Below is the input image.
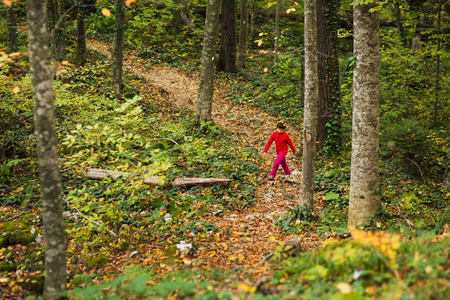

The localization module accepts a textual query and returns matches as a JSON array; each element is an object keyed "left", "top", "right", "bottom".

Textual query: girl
[{"left": 263, "top": 121, "right": 296, "bottom": 181}]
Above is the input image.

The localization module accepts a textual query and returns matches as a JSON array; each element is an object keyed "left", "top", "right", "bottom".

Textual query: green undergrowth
[
  {"left": 64, "top": 232, "right": 449, "bottom": 300},
  {"left": 1, "top": 56, "right": 261, "bottom": 295}
]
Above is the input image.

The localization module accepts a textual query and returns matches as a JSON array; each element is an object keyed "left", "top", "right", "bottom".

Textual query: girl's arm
[
  {"left": 263, "top": 133, "right": 275, "bottom": 153},
  {"left": 287, "top": 135, "right": 296, "bottom": 153}
]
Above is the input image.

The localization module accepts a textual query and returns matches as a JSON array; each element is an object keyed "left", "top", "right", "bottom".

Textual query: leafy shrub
[
  {"left": 381, "top": 118, "right": 448, "bottom": 179},
  {"left": 274, "top": 205, "right": 315, "bottom": 233}
]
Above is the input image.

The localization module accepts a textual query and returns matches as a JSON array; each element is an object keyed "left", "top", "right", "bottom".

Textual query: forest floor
[{"left": 86, "top": 40, "right": 322, "bottom": 285}]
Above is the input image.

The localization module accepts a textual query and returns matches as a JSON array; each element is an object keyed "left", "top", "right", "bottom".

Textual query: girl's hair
[{"left": 277, "top": 121, "right": 287, "bottom": 129}]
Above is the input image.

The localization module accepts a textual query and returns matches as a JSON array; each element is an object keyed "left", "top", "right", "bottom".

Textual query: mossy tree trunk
[
  {"left": 27, "top": 0, "right": 67, "bottom": 298},
  {"left": 112, "top": 0, "right": 126, "bottom": 99},
  {"left": 216, "top": 0, "right": 237, "bottom": 73},
  {"left": 317, "top": 0, "right": 341, "bottom": 152},
  {"left": 196, "top": 0, "right": 221, "bottom": 122},
  {"left": 299, "top": 0, "right": 318, "bottom": 209},
  {"left": 348, "top": 1, "right": 380, "bottom": 228},
  {"left": 6, "top": 2, "right": 18, "bottom": 54},
  {"left": 237, "top": 0, "right": 248, "bottom": 69}
]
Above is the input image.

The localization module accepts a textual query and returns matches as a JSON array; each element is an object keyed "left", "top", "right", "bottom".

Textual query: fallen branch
[
  {"left": 62, "top": 196, "right": 117, "bottom": 237},
  {"left": 83, "top": 168, "right": 134, "bottom": 180},
  {"left": 405, "top": 158, "right": 426, "bottom": 185},
  {"left": 395, "top": 203, "right": 414, "bottom": 231}
]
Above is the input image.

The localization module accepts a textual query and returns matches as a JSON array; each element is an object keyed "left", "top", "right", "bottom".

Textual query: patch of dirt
[{"left": 87, "top": 40, "right": 318, "bottom": 280}]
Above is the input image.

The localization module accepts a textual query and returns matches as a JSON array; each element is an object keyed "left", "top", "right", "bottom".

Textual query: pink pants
[{"left": 270, "top": 152, "right": 291, "bottom": 177}]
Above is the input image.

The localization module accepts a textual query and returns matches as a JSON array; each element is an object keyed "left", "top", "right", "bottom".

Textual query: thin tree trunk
[
  {"left": 76, "top": 4, "right": 87, "bottom": 67},
  {"left": 216, "top": 0, "right": 237, "bottom": 73},
  {"left": 237, "top": 0, "right": 249, "bottom": 69},
  {"left": 6, "top": 2, "right": 18, "bottom": 54},
  {"left": 317, "top": 0, "right": 341, "bottom": 152},
  {"left": 27, "top": 0, "right": 67, "bottom": 298},
  {"left": 394, "top": 0, "right": 407, "bottom": 47},
  {"left": 273, "top": 0, "right": 281, "bottom": 64},
  {"left": 196, "top": 0, "right": 221, "bottom": 122},
  {"left": 299, "top": 0, "right": 318, "bottom": 209},
  {"left": 433, "top": 0, "right": 442, "bottom": 127},
  {"left": 48, "top": 0, "right": 66, "bottom": 62},
  {"left": 112, "top": 0, "right": 126, "bottom": 99},
  {"left": 348, "top": 2, "right": 380, "bottom": 228},
  {"left": 250, "top": 0, "right": 256, "bottom": 37}
]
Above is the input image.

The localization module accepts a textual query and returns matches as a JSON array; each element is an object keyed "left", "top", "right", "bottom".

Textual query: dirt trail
[{"left": 87, "top": 41, "right": 317, "bottom": 277}]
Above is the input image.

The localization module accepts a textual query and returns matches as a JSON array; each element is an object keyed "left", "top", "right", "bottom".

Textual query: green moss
[
  {"left": 0, "top": 262, "right": 15, "bottom": 272},
  {"left": 85, "top": 252, "right": 109, "bottom": 271},
  {"left": 0, "top": 221, "right": 36, "bottom": 247}
]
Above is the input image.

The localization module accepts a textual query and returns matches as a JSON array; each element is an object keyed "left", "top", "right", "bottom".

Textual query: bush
[{"left": 381, "top": 118, "right": 448, "bottom": 180}]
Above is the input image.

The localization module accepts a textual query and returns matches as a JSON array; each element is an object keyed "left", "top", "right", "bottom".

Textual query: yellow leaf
[
  {"left": 102, "top": 8, "right": 111, "bottom": 17},
  {"left": 238, "top": 283, "right": 257, "bottom": 294},
  {"left": 263, "top": 68, "right": 268, "bottom": 73},
  {"left": 336, "top": 282, "right": 353, "bottom": 294},
  {"left": 425, "top": 266, "right": 433, "bottom": 274},
  {"left": 12, "top": 86, "right": 20, "bottom": 94},
  {"left": 286, "top": 8, "right": 296, "bottom": 14},
  {"left": 126, "top": 0, "right": 138, "bottom": 6},
  {"left": 238, "top": 254, "right": 245, "bottom": 260},
  {"left": 9, "top": 52, "right": 20, "bottom": 59}
]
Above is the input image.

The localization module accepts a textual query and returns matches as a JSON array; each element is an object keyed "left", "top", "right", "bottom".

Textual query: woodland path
[{"left": 87, "top": 40, "right": 320, "bottom": 283}]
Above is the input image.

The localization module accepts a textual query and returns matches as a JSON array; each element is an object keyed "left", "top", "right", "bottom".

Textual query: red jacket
[{"left": 264, "top": 131, "right": 296, "bottom": 154}]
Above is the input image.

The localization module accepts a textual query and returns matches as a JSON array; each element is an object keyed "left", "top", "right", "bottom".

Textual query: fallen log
[
  {"left": 83, "top": 168, "right": 232, "bottom": 187},
  {"left": 143, "top": 176, "right": 170, "bottom": 187},
  {"left": 82, "top": 168, "right": 134, "bottom": 180},
  {"left": 172, "top": 178, "right": 232, "bottom": 187}
]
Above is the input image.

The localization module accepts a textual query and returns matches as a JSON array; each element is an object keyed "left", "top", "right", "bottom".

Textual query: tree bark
[
  {"left": 112, "top": 0, "right": 126, "bottom": 99},
  {"left": 433, "top": 0, "right": 442, "bottom": 127},
  {"left": 216, "top": 0, "right": 237, "bottom": 73},
  {"left": 6, "top": 2, "right": 18, "bottom": 54},
  {"left": 273, "top": 0, "right": 281, "bottom": 64},
  {"left": 250, "top": 0, "right": 256, "bottom": 37},
  {"left": 299, "top": 0, "right": 318, "bottom": 209},
  {"left": 197, "top": 0, "right": 221, "bottom": 122},
  {"left": 317, "top": 0, "right": 341, "bottom": 152},
  {"left": 75, "top": 3, "right": 87, "bottom": 67},
  {"left": 394, "top": 0, "right": 407, "bottom": 47},
  {"left": 237, "top": 0, "right": 249, "bottom": 69},
  {"left": 48, "top": 0, "right": 66, "bottom": 62},
  {"left": 27, "top": 0, "right": 67, "bottom": 298},
  {"left": 348, "top": 2, "right": 380, "bottom": 228}
]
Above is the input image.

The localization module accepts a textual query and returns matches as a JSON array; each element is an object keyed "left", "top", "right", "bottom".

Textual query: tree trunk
[
  {"left": 197, "top": 0, "right": 221, "bottom": 122},
  {"left": 348, "top": 2, "right": 380, "bottom": 228},
  {"left": 216, "top": 0, "right": 237, "bottom": 73},
  {"left": 250, "top": 0, "right": 256, "bottom": 37},
  {"left": 6, "top": 2, "right": 18, "bottom": 54},
  {"left": 112, "top": 0, "right": 126, "bottom": 99},
  {"left": 237, "top": 0, "right": 248, "bottom": 69},
  {"left": 273, "top": 0, "right": 281, "bottom": 64},
  {"left": 433, "top": 0, "right": 442, "bottom": 127},
  {"left": 27, "top": 1, "right": 67, "bottom": 298},
  {"left": 75, "top": 4, "right": 87, "bottom": 67},
  {"left": 316, "top": 0, "right": 341, "bottom": 152},
  {"left": 48, "top": 0, "right": 66, "bottom": 62},
  {"left": 299, "top": 0, "right": 318, "bottom": 209},
  {"left": 394, "top": 0, "right": 407, "bottom": 47}
]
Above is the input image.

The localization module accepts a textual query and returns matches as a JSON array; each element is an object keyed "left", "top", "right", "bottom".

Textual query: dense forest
[{"left": 0, "top": 0, "right": 449, "bottom": 299}]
